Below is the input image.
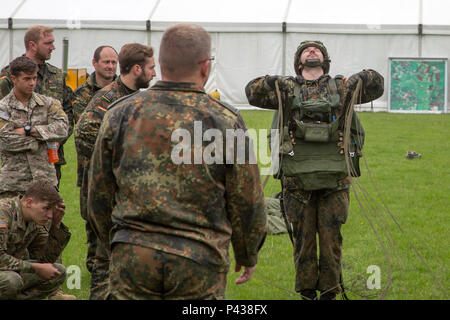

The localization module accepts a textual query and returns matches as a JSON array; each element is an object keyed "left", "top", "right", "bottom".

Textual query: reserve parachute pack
[{"left": 274, "top": 76, "right": 364, "bottom": 190}]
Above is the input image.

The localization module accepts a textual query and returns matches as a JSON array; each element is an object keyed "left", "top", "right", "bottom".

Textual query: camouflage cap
[{"left": 294, "top": 40, "right": 331, "bottom": 75}]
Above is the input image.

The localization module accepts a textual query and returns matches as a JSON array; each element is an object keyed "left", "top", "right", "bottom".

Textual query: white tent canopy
[{"left": 1, "top": 0, "right": 449, "bottom": 111}]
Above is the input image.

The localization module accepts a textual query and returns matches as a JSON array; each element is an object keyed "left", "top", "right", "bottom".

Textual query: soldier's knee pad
[{"left": 0, "top": 271, "right": 24, "bottom": 299}]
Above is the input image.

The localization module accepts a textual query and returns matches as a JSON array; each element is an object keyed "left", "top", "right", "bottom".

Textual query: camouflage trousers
[
  {"left": 79, "top": 172, "right": 110, "bottom": 300},
  {"left": 55, "top": 164, "right": 62, "bottom": 189},
  {"left": 89, "top": 241, "right": 110, "bottom": 300},
  {"left": 108, "top": 243, "right": 227, "bottom": 300},
  {"left": 0, "top": 263, "right": 66, "bottom": 300},
  {"left": 282, "top": 176, "right": 349, "bottom": 295},
  {"left": 79, "top": 180, "right": 98, "bottom": 274}
]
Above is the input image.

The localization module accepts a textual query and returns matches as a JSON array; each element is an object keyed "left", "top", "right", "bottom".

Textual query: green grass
[{"left": 58, "top": 111, "right": 449, "bottom": 300}]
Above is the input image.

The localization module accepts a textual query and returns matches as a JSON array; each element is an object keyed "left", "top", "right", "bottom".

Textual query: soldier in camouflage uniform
[
  {"left": 0, "top": 26, "right": 74, "bottom": 187},
  {"left": 0, "top": 180, "right": 71, "bottom": 300},
  {"left": 245, "top": 41, "right": 384, "bottom": 300},
  {"left": 72, "top": 46, "right": 117, "bottom": 277},
  {"left": 75, "top": 43, "right": 156, "bottom": 300},
  {"left": 0, "top": 57, "right": 69, "bottom": 199},
  {"left": 88, "top": 23, "right": 266, "bottom": 300}
]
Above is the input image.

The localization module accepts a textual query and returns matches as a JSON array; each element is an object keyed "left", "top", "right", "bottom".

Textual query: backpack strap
[{"left": 327, "top": 76, "right": 345, "bottom": 124}]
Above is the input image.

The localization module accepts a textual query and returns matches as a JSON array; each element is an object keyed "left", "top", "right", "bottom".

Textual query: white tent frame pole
[
  {"left": 146, "top": 20, "right": 151, "bottom": 47},
  {"left": 9, "top": 19, "right": 13, "bottom": 61},
  {"left": 8, "top": 0, "right": 28, "bottom": 61},
  {"left": 418, "top": 0, "right": 423, "bottom": 58},
  {"left": 282, "top": 0, "right": 292, "bottom": 76},
  {"left": 147, "top": 0, "right": 162, "bottom": 47}
]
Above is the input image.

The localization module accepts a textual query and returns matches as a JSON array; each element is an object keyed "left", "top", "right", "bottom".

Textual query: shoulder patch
[
  {"left": 0, "top": 219, "right": 7, "bottom": 229},
  {"left": 105, "top": 91, "right": 139, "bottom": 111},
  {"left": 101, "top": 89, "right": 116, "bottom": 104},
  {"left": 0, "top": 110, "right": 10, "bottom": 121}
]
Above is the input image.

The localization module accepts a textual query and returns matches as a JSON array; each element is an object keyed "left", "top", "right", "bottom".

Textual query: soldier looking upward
[{"left": 245, "top": 40, "right": 384, "bottom": 300}]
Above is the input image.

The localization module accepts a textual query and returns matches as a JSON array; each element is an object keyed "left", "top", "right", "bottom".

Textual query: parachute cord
[
  {"left": 344, "top": 79, "right": 393, "bottom": 299},
  {"left": 344, "top": 79, "right": 448, "bottom": 299},
  {"left": 262, "top": 79, "right": 284, "bottom": 190},
  {"left": 275, "top": 80, "right": 284, "bottom": 180},
  {"left": 361, "top": 151, "right": 449, "bottom": 298}
]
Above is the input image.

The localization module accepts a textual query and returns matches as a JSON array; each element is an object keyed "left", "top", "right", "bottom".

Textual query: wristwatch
[{"left": 24, "top": 125, "right": 31, "bottom": 136}]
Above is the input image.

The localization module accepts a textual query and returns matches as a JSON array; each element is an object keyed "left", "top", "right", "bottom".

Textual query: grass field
[{"left": 58, "top": 111, "right": 449, "bottom": 300}]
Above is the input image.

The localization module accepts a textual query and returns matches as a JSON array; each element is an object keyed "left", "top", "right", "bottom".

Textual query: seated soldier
[{"left": 0, "top": 180, "right": 72, "bottom": 300}]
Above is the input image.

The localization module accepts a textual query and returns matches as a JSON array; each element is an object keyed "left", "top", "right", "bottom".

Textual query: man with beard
[{"left": 74, "top": 42, "right": 156, "bottom": 300}]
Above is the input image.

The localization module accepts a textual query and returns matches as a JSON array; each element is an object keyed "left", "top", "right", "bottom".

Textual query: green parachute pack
[{"left": 272, "top": 77, "right": 365, "bottom": 190}]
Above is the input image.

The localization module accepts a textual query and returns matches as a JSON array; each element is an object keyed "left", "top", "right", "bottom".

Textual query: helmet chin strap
[{"left": 303, "top": 58, "right": 323, "bottom": 68}]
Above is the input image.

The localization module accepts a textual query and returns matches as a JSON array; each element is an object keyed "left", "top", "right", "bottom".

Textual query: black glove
[
  {"left": 347, "top": 71, "right": 366, "bottom": 91},
  {"left": 265, "top": 75, "right": 291, "bottom": 91},
  {"left": 348, "top": 70, "right": 369, "bottom": 87}
]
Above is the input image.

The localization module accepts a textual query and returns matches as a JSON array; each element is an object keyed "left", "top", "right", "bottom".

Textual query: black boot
[
  {"left": 319, "top": 292, "right": 336, "bottom": 300},
  {"left": 300, "top": 289, "right": 317, "bottom": 300}
]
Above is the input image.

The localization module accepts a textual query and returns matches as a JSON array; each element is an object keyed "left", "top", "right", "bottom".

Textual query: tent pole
[
  {"left": 147, "top": 0, "right": 162, "bottom": 47},
  {"left": 418, "top": 0, "right": 423, "bottom": 57},
  {"left": 8, "top": 18, "right": 13, "bottom": 62},
  {"left": 282, "top": 22, "right": 286, "bottom": 76},
  {"left": 146, "top": 20, "right": 151, "bottom": 46},
  {"left": 282, "top": 0, "right": 292, "bottom": 76},
  {"left": 8, "top": 0, "right": 27, "bottom": 62}
]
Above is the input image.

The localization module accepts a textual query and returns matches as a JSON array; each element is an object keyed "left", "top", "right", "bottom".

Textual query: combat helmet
[{"left": 294, "top": 40, "right": 331, "bottom": 75}]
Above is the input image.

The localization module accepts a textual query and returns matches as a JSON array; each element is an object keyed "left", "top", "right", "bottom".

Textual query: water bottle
[{"left": 47, "top": 142, "right": 59, "bottom": 163}]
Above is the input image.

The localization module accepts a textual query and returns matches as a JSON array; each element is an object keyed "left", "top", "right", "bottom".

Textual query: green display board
[{"left": 389, "top": 58, "right": 447, "bottom": 113}]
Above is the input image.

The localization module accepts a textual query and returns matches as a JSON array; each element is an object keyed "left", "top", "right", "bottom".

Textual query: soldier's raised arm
[
  {"left": 345, "top": 69, "right": 384, "bottom": 104},
  {"left": 245, "top": 75, "right": 294, "bottom": 109}
]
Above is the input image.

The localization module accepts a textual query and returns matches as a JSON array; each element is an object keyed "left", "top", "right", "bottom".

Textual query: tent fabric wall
[
  {"left": 1, "top": 0, "right": 449, "bottom": 112},
  {"left": 285, "top": 33, "right": 420, "bottom": 111}
]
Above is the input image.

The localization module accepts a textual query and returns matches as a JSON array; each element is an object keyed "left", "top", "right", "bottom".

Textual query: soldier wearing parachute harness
[{"left": 245, "top": 40, "right": 384, "bottom": 300}]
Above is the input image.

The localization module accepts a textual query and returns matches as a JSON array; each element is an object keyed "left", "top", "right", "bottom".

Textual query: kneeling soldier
[{"left": 0, "top": 180, "right": 72, "bottom": 300}]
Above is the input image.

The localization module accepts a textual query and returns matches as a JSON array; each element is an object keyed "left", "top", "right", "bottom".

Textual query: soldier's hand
[
  {"left": 235, "top": 264, "right": 257, "bottom": 285},
  {"left": 51, "top": 200, "right": 66, "bottom": 229},
  {"left": 265, "top": 75, "right": 291, "bottom": 92},
  {"left": 347, "top": 71, "right": 368, "bottom": 90},
  {"left": 31, "top": 263, "right": 61, "bottom": 280}
]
